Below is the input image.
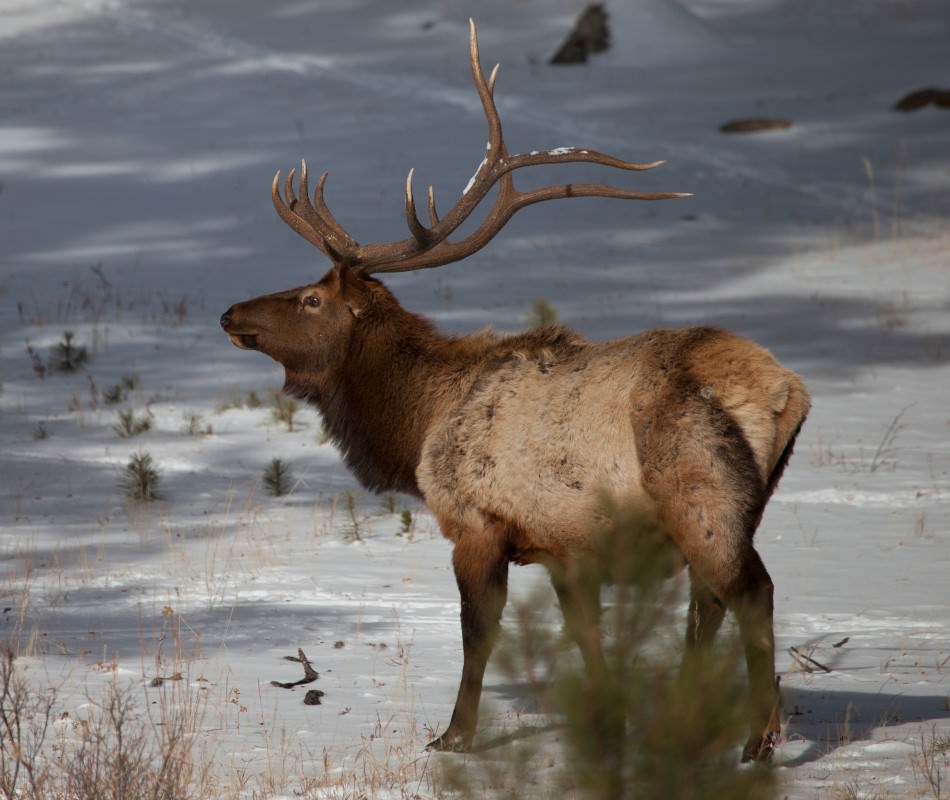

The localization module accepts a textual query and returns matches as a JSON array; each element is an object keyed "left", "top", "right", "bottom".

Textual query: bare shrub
[
  {"left": 0, "top": 647, "right": 55, "bottom": 799},
  {"left": 60, "top": 681, "right": 202, "bottom": 800},
  {"left": 912, "top": 725, "right": 950, "bottom": 800},
  {"left": 0, "top": 647, "right": 213, "bottom": 800},
  {"left": 268, "top": 390, "right": 300, "bottom": 432},
  {"left": 113, "top": 409, "right": 153, "bottom": 438}
]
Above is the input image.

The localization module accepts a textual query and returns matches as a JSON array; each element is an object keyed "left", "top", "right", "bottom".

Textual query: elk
[{"left": 220, "top": 21, "right": 810, "bottom": 763}]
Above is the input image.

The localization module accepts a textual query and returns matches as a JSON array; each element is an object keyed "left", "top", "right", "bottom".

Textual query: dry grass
[
  {"left": 0, "top": 556, "right": 445, "bottom": 800},
  {"left": 911, "top": 725, "right": 950, "bottom": 800},
  {"left": 0, "top": 645, "right": 210, "bottom": 800},
  {"left": 0, "top": 637, "right": 444, "bottom": 800}
]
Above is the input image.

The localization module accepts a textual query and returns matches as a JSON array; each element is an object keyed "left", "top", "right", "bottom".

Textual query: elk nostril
[{"left": 219, "top": 311, "right": 231, "bottom": 328}]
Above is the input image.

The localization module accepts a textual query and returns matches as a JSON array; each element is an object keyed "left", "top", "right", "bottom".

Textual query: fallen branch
[
  {"left": 788, "top": 646, "right": 832, "bottom": 674},
  {"left": 271, "top": 648, "right": 319, "bottom": 689}
]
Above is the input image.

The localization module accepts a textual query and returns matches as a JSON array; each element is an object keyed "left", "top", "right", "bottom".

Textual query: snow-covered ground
[{"left": 1, "top": 0, "right": 948, "bottom": 797}]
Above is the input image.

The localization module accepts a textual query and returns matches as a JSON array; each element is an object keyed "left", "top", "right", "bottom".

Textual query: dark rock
[
  {"left": 551, "top": 4, "right": 609, "bottom": 65},
  {"left": 304, "top": 689, "right": 325, "bottom": 705},
  {"left": 719, "top": 117, "right": 793, "bottom": 134},
  {"left": 894, "top": 87, "right": 950, "bottom": 112}
]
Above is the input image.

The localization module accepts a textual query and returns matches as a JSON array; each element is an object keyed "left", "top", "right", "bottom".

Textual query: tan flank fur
[{"left": 220, "top": 21, "right": 810, "bottom": 763}]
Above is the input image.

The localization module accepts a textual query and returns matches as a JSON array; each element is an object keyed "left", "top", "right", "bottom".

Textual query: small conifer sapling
[
  {"left": 263, "top": 458, "right": 294, "bottom": 497},
  {"left": 121, "top": 452, "right": 161, "bottom": 501}
]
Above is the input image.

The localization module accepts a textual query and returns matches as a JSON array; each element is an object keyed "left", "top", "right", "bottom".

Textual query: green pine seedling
[
  {"left": 526, "top": 298, "right": 558, "bottom": 329},
  {"left": 103, "top": 374, "right": 139, "bottom": 405},
  {"left": 263, "top": 458, "right": 294, "bottom": 497},
  {"left": 121, "top": 452, "right": 161, "bottom": 502},
  {"left": 49, "top": 331, "right": 89, "bottom": 373}
]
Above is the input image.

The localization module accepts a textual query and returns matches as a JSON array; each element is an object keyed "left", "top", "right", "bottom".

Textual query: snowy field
[{"left": 1, "top": 0, "right": 949, "bottom": 797}]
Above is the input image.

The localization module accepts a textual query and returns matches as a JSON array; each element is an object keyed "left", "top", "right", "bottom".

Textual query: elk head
[
  {"left": 221, "top": 266, "right": 380, "bottom": 378},
  {"left": 221, "top": 19, "right": 688, "bottom": 379}
]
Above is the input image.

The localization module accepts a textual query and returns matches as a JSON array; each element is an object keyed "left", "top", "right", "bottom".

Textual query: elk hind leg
[
  {"left": 684, "top": 569, "right": 727, "bottom": 651},
  {"left": 730, "top": 549, "right": 780, "bottom": 762},
  {"left": 677, "top": 532, "right": 779, "bottom": 762},
  {"left": 426, "top": 525, "right": 509, "bottom": 752},
  {"left": 641, "top": 431, "right": 779, "bottom": 760}
]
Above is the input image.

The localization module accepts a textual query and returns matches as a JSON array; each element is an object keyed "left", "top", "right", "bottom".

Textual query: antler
[{"left": 272, "top": 19, "right": 690, "bottom": 275}]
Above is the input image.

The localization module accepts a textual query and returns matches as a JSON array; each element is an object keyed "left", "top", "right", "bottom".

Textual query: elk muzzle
[{"left": 220, "top": 308, "right": 259, "bottom": 350}]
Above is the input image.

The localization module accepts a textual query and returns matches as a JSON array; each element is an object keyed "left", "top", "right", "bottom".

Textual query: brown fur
[{"left": 221, "top": 265, "right": 810, "bottom": 761}]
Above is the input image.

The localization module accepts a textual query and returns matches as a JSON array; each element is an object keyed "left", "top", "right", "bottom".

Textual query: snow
[
  {"left": 462, "top": 159, "right": 486, "bottom": 196},
  {"left": 1, "top": 0, "right": 949, "bottom": 797}
]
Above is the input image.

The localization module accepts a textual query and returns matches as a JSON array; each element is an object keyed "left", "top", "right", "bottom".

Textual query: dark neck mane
[{"left": 283, "top": 302, "right": 462, "bottom": 496}]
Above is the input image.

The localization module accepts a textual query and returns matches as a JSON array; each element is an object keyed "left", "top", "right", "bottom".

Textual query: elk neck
[{"left": 282, "top": 286, "right": 485, "bottom": 498}]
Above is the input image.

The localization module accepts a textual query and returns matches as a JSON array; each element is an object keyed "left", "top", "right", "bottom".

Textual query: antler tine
[
  {"left": 294, "top": 162, "right": 359, "bottom": 256},
  {"left": 271, "top": 164, "right": 359, "bottom": 263},
  {"left": 404, "top": 168, "right": 432, "bottom": 244},
  {"left": 427, "top": 185, "right": 440, "bottom": 227},
  {"left": 272, "top": 169, "right": 330, "bottom": 255},
  {"left": 468, "top": 20, "right": 504, "bottom": 158},
  {"left": 311, "top": 168, "right": 359, "bottom": 252},
  {"left": 296, "top": 161, "right": 313, "bottom": 211},
  {"left": 504, "top": 148, "right": 687, "bottom": 178},
  {"left": 295, "top": 162, "right": 326, "bottom": 233},
  {"left": 487, "top": 63, "right": 499, "bottom": 93},
  {"left": 283, "top": 167, "right": 298, "bottom": 207},
  {"left": 403, "top": 174, "right": 447, "bottom": 238}
]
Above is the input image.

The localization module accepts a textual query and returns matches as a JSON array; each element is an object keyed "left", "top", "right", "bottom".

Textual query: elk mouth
[{"left": 227, "top": 333, "right": 260, "bottom": 350}]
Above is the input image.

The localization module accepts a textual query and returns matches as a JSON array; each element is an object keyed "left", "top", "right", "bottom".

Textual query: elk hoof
[
  {"left": 425, "top": 730, "right": 472, "bottom": 753},
  {"left": 741, "top": 730, "right": 777, "bottom": 764}
]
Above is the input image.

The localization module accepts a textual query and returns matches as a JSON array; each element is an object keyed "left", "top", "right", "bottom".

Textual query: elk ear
[{"left": 337, "top": 266, "right": 369, "bottom": 318}]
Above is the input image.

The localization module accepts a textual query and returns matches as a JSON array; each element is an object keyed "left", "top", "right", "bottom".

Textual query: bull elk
[{"left": 220, "top": 21, "right": 810, "bottom": 763}]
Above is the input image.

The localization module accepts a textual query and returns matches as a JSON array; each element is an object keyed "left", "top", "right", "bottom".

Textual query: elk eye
[{"left": 303, "top": 295, "right": 321, "bottom": 308}]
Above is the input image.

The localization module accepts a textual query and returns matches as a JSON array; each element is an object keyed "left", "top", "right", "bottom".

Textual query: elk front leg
[
  {"left": 548, "top": 560, "right": 607, "bottom": 683},
  {"left": 548, "top": 561, "right": 628, "bottom": 755},
  {"left": 426, "top": 531, "right": 509, "bottom": 752}
]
